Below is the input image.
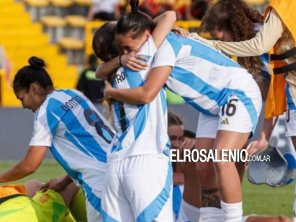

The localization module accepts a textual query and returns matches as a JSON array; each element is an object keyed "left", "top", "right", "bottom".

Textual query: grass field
[{"left": 0, "top": 160, "right": 294, "bottom": 217}]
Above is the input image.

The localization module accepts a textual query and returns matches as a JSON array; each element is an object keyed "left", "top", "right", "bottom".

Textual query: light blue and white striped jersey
[
  {"left": 152, "top": 33, "right": 258, "bottom": 116},
  {"left": 29, "top": 89, "right": 115, "bottom": 206},
  {"left": 173, "top": 184, "right": 184, "bottom": 221},
  {"left": 110, "top": 36, "right": 170, "bottom": 161}
]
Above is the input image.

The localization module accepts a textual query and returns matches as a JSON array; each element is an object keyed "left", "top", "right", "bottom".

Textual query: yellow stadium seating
[{"left": 0, "top": 1, "right": 78, "bottom": 107}]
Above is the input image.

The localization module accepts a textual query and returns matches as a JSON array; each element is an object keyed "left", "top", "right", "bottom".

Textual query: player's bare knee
[{"left": 278, "top": 215, "right": 291, "bottom": 222}]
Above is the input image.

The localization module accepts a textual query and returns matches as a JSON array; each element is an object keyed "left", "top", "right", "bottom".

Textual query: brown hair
[
  {"left": 201, "top": 0, "right": 264, "bottom": 80},
  {"left": 168, "top": 110, "right": 183, "bottom": 127}
]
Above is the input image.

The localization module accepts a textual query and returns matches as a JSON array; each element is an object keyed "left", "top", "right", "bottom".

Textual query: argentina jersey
[
  {"left": 29, "top": 89, "right": 115, "bottom": 198},
  {"left": 110, "top": 36, "right": 169, "bottom": 161},
  {"left": 152, "top": 32, "right": 257, "bottom": 116}
]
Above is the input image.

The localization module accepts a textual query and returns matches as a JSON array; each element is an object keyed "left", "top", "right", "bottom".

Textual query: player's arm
[
  {"left": 248, "top": 117, "right": 278, "bottom": 155},
  {"left": 0, "top": 146, "right": 47, "bottom": 183},
  {"left": 191, "top": 9, "right": 283, "bottom": 56},
  {"left": 105, "top": 66, "right": 172, "bottom": 104},
  {"left": 152, "top": 11, "right": 176, "bottom": 48},
  {"left": 96, "top": 52, "right": 148, "bottom": 79},
  {"left": 96, "top": 11, "right": 176, "bottom": 79}
]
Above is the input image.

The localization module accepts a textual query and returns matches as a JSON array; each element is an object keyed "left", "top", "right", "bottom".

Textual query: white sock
[
  {"left": 221, "top": 201, "right": 243, "bottom": 222},
  {"left": 200, "top": 207, "right": 223, "bottom": 222}
]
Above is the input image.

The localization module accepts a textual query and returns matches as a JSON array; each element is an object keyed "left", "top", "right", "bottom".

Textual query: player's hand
[
  {"left": 179, "top": 137, "right": 195, "bottom": 151},
  {"left": 121, "top": 52, "right": 148, "bottom": 71},
  {"left": 172, "top": 26, "right": 189, "bottom": 37},
  {"left": 40, "top": 178, "right": 66, "bottom": 192},
  {"left": 247, "top": 139, "right": 268, "bottom": 156}
]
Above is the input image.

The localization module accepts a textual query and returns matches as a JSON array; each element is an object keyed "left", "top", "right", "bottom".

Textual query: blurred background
[
  {"left": 0, "top": 0, "right": 269, "bottom": 107},
  {"left": 1, "top": 0, "right": 295, "bottom": 218}
]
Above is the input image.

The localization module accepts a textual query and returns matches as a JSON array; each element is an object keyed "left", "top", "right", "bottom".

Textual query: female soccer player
[
  {"left": 194, "top": 0, "right": 296, "bottom": 155},
  {"left": 93, "top": 5, "right": 178, "bottom": 221},
  {"left": 0, "top": 56, "right": 115, "bottom": 222},
  {"left": 94, "top": 1, "right": 262, "bottom": 221}
]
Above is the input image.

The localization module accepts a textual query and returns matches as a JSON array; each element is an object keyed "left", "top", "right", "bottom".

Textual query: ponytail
[
  {"left": 115, "top": 0, "right": 154, "bottom": 38},
  {"left": 13, "top": 56, "right": 53, "bottom": 92},
  {"left": 130, "top": 0, "right": 139, "bottom": 13}
]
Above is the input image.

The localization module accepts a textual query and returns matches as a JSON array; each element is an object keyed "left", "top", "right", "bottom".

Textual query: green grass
[
  {"left": 0, "top": 160, "right": 65, "bottom": 184},
  {"left": 243, "top": 178, "right": 294, "bottom": 217},
  {"left": 0, "top": 161, "right": 294, "bottom": 217}
]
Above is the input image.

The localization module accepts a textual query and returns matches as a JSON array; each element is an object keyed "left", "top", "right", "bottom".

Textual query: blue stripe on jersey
[
  {"left": 34, "top": 109, "right": 40, "bottom": 121},
  {"left": 136, "top": 161, "right": 172, "bottom": 222},
  {"left": 46, "top": 98, "right": 107, "bottom": 163},
  {"left": 50, "top": 145, "right": 80, "bottom": 181},
  {"left": 165, "top": 84, "right": 214, "bottom": 116},
  {"left": 101, "top": 209, "right": 119, "bottom": 222},
  {"left": 113, "top": 101, "right": 130, "bottom": 132},
  {"left": 133, "top": 105, "right": 150, "bottom": 139},
  {"left": 173, "top": 185, "right": 182, "bottom": 220},
  {"left": 234, "top": 90, "right": 258, "bottom": 133},
  {"left": 111, "top": 131, "right": 127, "bottom": 153},
  {"left": 286, "top": 84, "right": 296, "bottom": 110},
  {"left": 166, "top": 33, "right": 240, "bottom": 68},
  {"left": 124, "top": 67, "right": 145, "bottom": 88},
  {"left": 50, "top": 145, "right": 117, "bottom": 220},
  {"left": 160, "top": 89, "right": 167, "bottom": 115},
  {"left": 122, "top": 68, "right": 149, "bottom": 142},
  {"left": 64, "top": 131, "right": 98, "bottom": 159},
  {"left": 63, "top": 90, "right": 114, "bottom": 142},
  {"left": 163, "top": 142, "right": 171, "bottom": 157},
  {"left": 83, "top": 182, "right": 119, "bottom": 222},
  {"left": 171, "top": 66, "right": 219, "bottom": 100}
]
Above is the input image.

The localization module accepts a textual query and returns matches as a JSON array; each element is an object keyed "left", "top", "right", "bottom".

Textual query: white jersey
[
  {"left": 110, "top": 36, "right": 169, "bottom": 161},
  {"left": 29, "top": 89, "right": 115, "bottom": 209},
  {"left": 153, "top": 33, "right": 259, "bottom": 125}
]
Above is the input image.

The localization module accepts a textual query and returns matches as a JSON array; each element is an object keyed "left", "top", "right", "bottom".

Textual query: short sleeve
[
  {"left": 29, "top": 107, "right": 56, "bottom": 147},
  {"left": 151, "top": 39, "right": 178, "bottom": 68}
]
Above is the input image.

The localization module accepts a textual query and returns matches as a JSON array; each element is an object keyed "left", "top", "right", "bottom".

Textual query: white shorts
[
  {"left": 176, "top": 199, "right": 200, "bottom": 222},
  {"left": 86, "top": 199, "right": 102, "bottom": 222},
  {"left": 101, "top": 154, "right": 173, "bottom": 222},
  {"left": 196, "top": 91, "right": 262, "bottom": 138},
  {"left": 286, "top": 109, "right": 296, "bottom": 137},
  {"left": 200, "top": 207, "right": 223, "bottom": 222}
]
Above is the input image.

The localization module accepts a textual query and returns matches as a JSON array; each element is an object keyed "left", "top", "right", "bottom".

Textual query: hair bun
[
  {"left": 28, "top": 56, "right": 45, "bottom": 69},
  {"left": 130, "top": 0, "right": 139, "bottom": 13}
]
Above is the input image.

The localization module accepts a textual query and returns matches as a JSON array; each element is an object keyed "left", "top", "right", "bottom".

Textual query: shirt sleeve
[
  {"left": 191, "top": 9, "right": 284, "bottom": 57},
  {"left": 29, "top": 110, "right": 54, "bottom": 147},
  {"left": 151, "top": 39, "right": 177, "bottom": 68}
]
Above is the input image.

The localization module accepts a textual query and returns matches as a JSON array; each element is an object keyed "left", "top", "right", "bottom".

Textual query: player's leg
[
  {"left": 195, "top": 113, "right": 220, "bottom": 209},
  {"left": 120, "top": 154, "right": 173, "bottom": 222},
  {"left": 215, "top": 84, "right": 262, "bottom": 222},
  {"left": 101, "top": 160, "right": 134, "bottom": 221},
  {"left": 69, "top": 188, "right": 87, "bottom": 222},
  {"left": 244, "top": 215, "right": 292, "bottom": 222}
]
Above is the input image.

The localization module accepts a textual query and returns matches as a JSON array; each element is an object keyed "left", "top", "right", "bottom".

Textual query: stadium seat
[
  {"left": 41, "top": 15, "right": 66, "bottom": 43},
  {"left": 23, "top": 0, "right": 50, "bottom": 21},
  {"left": 58, "top": 37, "right": 84, "bottom": 64},
  {"left": 49, "top": 0, "right": 73, "bottom": 16},
  {"left": 73, "top": 0, "right": 91, "bottom": 6},
  {"left": 0, "top": 0, "right": 78, "bottom": 107},
  {"left": 65, "top": 15, "right": 87, "bottom": 39}
]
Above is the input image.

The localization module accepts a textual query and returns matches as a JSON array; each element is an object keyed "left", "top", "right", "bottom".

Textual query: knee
[{"left": 278, "top": 215, "right": 291, "bottom": 222}]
